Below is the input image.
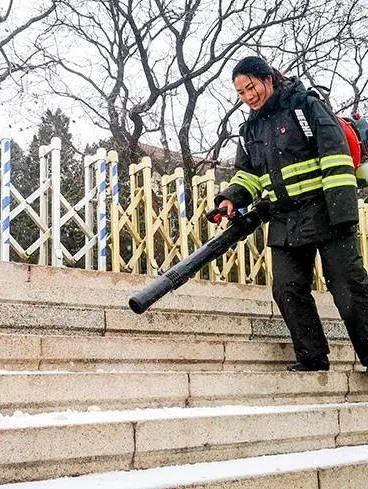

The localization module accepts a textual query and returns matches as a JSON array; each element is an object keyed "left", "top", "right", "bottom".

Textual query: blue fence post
[
  {"left": 96, "top": 148, "right": 107, "bottom": 271},
  {"left": 1, "top": 138, "right": 11, "bottom": 261}
]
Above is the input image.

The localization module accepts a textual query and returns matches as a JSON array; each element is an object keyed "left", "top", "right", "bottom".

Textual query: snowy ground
[
  {"left": 2, "top": 402, "right": 368, "bottom": 487},
  {"left": 1, "top": 401, "right": 366, "bottom": 429},
  {"left": 2, "top": 445, "right": 368, "bottom": 489}
]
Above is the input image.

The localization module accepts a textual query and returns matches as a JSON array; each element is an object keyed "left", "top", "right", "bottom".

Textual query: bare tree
[
  {"left": 0, "top": 1, "right": 57, "bottom": 86},
  {"left": 10, "top": 0, "right": 368, "bottom": 182},
  {"left": 36, "top": 0, "right": 173, "bottom": 164},
  {"left": 267, "top": 0, "right": 368, "bottom": 111},
  {"left": 156, "top": 0, "right": 320, "bottom": 181},
  {"left": 35, "top": 0, "right": 312, "bottom": 174},
  {"left": 328, "top": 32, "right": 368, "bottom": 114}
]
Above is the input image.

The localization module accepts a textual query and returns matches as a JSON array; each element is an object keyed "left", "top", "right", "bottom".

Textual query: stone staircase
[{"left": 1, "top": 262, "right": 368, "bottom": 488}]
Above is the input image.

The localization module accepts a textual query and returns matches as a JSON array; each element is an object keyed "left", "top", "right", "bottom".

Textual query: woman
[{"left": 215, "top": 56, "right": 368, "bottom": 371}]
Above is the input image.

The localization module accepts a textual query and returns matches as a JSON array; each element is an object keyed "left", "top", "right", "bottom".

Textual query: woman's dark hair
[{"left": 232, "top": 56, "right": 286, "bottom": 88}]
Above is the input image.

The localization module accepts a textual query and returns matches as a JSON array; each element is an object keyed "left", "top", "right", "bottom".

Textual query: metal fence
[
  {"left": 108, "top": 157, "right": 271, "bottom": 285},
  {"left": 1, "top": 137, "right": 368, "bottom": 290},
  {"left": 0, "top": 137, "right": 108, "bottom": 270}
]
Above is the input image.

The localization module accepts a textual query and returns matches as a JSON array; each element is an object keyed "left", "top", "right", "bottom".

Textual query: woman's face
[{"left": 234, "top": 74, "right": 274, "bottom": 111}]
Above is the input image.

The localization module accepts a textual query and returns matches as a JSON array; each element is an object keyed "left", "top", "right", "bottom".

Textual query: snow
[
  {"left": 3, "top": 444, "right": 368, "bottom": 489},
  {"left": 0, "top": 401, "right": 367, "bottom": 430}
]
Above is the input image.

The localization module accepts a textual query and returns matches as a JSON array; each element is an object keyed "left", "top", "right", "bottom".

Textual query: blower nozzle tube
[{"left": 128, "top": 203, "right": 270, "bottom": 314}]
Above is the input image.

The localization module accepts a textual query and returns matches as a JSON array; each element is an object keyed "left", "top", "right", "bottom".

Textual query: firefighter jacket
[{"left": 215, "top": 79, "right": 359, "bottom": 247}]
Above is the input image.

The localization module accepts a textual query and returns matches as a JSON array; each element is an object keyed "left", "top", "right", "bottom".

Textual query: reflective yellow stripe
[
  {"left": 229, "top": 170, "right": 262, "bottom": 201},
  {"left": 235, "top": 170, "right": 263, "bottom": 190},
  {"left": 266, "top": 174, "right": 355, "bottom": 201},
  {"left": 267, "top": 178, "right": 323, "bottom": 201},
  {"left": 229, "top": 177, "right": 258, "bottom": 200},
  {"left": 260, "top": 174, "right": 271, "bottom": 187},
  {"left": 322, "top": 174, "right": 357, "bottom": 190},
  {"left": 281, "top": 158, "right": 320, "bottom": 179},
  {"left": 286, "top": 176, "right": 323, "bottom": 197},
  {"left": 260, "top": 159, "right": 321, "bottom": 186},
  {"left": 320, "top": 154, "right": 354, "bottom": 171},
  {"left": 321, "top": 154, "right": 353, "bottom": 162},
  {"left": 234, "top": 155, "right": 355, "bottom": 204}
]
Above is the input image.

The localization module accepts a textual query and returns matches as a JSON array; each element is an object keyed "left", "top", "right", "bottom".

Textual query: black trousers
[{"left": 272, "top": 233, "right": 368, "bottom": 366}]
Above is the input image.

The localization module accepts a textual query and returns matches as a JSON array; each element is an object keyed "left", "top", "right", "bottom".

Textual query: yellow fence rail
[{"left": 109, "top": 157, "right": 273, "bottom": 285}]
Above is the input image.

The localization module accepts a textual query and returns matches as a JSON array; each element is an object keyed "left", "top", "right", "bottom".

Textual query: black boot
[{"left": 287, "top": 357, "right": 330, "bottom": 372}]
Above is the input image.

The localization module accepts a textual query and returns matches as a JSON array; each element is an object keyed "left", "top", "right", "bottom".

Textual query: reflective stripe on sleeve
[
  {"left": 320, "top": 154, "right": 354, "bottom": 171},
  {"left": 229, "top": 170, "right": 262, "bottom": 201},
  {"left": 322, "top": 174, "right": 357, "bottom": 190},
  {"left": 241, "top": 154, "right": 355, "bottom": 203}
]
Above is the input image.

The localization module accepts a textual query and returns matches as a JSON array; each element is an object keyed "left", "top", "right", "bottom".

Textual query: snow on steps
[
  {"left": 0, "top": 262, "right": 367, "bottom": 487},
  {"left": 3, "top": 445, "right": 368, "bottom": 489},
  {"left": 1, "top": 370, "right": 368, "bottom": 414},
  {"left": 1, "top": 402, "right": 368, "bottom": 483}
]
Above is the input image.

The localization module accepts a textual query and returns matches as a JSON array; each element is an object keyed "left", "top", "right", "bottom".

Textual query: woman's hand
[{"left": 218, "top": 199, "right": 235, "bottom": 218}]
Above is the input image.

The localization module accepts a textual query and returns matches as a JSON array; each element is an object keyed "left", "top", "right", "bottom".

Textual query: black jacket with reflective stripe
[{"left": 216, "top": 79, "right": 358, "bottom": 247}]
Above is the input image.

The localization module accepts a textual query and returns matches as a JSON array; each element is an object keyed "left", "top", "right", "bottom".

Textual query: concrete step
[
  {"left": 3, "top": 445, "right": 368, "bottom": 489},
  {"left": 106, "top": 310, "right": 350, "bottom": 342},
  {"left": 0, "top": 262, "right": 338, "bottom": 318},
  {"left": 1, "top": 402, "right": 368, "bottom": 483},
  {"left": 0, "top": 302, "right": 350, "bottom": 343},
  {"left": 0, "top": 262, "right": 276, "bottom": 315},
  {"left": 0, "top": 263, "right": 345, "bottom": 340},
  {"left": 0, "top": 333, "right": 359, "bottom": 372},
  {"left": 0, "top": 261, "right": 350, "bottom": 342},
  {"left": 1, "top": 370, "right": 368, "bottom": 414}
]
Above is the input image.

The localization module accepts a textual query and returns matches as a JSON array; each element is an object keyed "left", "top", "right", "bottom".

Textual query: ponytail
[{"left": 271, "top": 68, "right": 288, "bottom": 88}]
